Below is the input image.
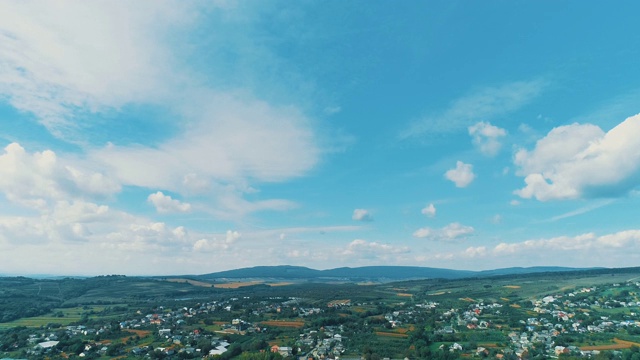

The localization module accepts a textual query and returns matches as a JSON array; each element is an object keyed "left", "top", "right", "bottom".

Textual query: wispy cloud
[
  {"left": 546, "top": 199, "right": 615, "bottom": 222},
  {"left": 468, "top": 122, "right": 507, "bottom": 156},
  {"left": 399, "top": 79, "right": 546, "bottom": 139},
  {"left": 0, "top": 1, "right": 197, "bottom": 140}
]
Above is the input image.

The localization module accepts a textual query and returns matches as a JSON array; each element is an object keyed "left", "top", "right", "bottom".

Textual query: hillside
[{"left": 197, "top": 264, "right": 592, "bottom": 282}]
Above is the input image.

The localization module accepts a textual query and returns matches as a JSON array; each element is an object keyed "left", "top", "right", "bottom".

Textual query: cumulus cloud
[
  {"left": 0, "top": 142, "right": 120, "bottom": 209},
  {"left": 463, "top": 246, "right": 487, "bottom": 258},
  {"left": 0, "top": 1, "right": 322, "bottom": 219},
  {"left": 412, "top": 222, "right": 474, "bottom": 241},
  {"left": 421, "top": 203, "right": 436, "bottom": 217},
  {"left": 468, "top": 121, "right": 507, "bottom": 156},
  {"left": 514, "top": 114, "right": 640, "bottom": 201},
  {"left": 445, "top": 161, "right": 476, "bottom": 188},
  {"left": 192, "top": 230, "right": 240, "bottom": 252},
  {"left": 352, "top": 208, "right": 373, "bottom": 221},
  {"left": 0, "top": 198, "right": 188, "bottom": 250},
  {"left": 341, "top": 239, "right": 410, "bottom": 257},
  {"left": 493, "top": 230, "right": 640, "bottom": 255},
  {"left": 147, "top": 191, "right": 192, "bottom": 214}
]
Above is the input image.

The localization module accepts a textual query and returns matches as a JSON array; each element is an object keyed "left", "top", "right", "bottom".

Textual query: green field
[{"left": 0, "top": 305, "right": 117, "bottom": 330}]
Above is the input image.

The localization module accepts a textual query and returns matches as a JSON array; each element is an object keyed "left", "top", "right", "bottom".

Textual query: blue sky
[{"left": 1, "top": 1, "right": 640, "bottom": 275}]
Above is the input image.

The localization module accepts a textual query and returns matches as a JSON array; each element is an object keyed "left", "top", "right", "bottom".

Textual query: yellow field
[
  {"left": 213, "top": 281, "right": 263, "bottom": 288},
  {"left": 260, "top": 320, "right": 305, "bottom": 328},
  {"left": 581, "top": 338, "right": 640, "bottom": 351},
  {"left": 428, "top": 291, "right": 445, "bottom": 296},
  {"left": 397, "top": 293, "right": 413, "bottom": 297},
  {"left": 503, "top": 285, "right": 521, "bottom": 289},
  {"left": 461, "top": 297, "right": 475, "bottom": 302},
  {"left": 510, "top": 304, "right": 521, "bottom": 308},
  {"left": 500, "top": 297, "right": 510, "bottom": 301}
]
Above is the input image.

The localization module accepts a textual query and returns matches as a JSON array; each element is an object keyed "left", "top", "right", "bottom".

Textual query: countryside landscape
[
  {"left": 3, "top": 266, "right": 640, "bottom": 359},
  {"left": 2, "top": 2, "right": 640, "bottom": 360}
]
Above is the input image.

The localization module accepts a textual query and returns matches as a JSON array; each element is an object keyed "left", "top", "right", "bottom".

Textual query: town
[{"left": 3, "top": 271, "right": 640, "bottom": 359}]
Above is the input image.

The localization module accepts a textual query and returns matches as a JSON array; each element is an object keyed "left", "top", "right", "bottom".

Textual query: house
[
  {"left": 35, "top": 341, "right": 59, "bottom": 350},
  {"left": 278, "top": 346, "right": 293, "bottom": 356},
  {"left": 210, "top": 346, "right": 228, "bottom": 356}
]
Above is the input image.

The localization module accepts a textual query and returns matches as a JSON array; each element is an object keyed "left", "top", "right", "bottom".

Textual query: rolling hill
[{"left": 196, "top": 265, "right": 592, "bottom": 282}]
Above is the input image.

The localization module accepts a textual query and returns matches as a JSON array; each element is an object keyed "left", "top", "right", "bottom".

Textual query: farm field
[
  {"left": 260, "top": 320, "right": 305, "bottom": 328},
  {"left": 580, "top": 338, "right": 640, "bottom": 351},
  {"left": 0, "top": 305, "right": 115, "bottom": 330}
]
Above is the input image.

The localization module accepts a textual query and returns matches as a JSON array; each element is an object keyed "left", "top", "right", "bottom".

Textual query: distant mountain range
[{"left": 196, "top": 265, "right": 596, "bottom": 282}]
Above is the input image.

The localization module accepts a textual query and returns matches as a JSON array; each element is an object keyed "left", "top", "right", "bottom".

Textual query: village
[{"left": 3, "top": 278, "right": 640, "bottom": 359}]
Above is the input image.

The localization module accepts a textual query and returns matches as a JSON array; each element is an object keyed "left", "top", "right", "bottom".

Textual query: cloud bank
[{"left": 514, "top": 114, "right": 640, "bottom": 201}]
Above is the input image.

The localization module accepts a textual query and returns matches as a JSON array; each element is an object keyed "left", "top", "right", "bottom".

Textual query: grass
[
  {"left": 375, "top": 331, "right": 408, "bottom": 338},
  {"left": 0, "top": 305, "right": 115, "bottom": 330}
]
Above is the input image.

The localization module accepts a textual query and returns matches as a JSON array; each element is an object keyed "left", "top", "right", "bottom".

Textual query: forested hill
[{"left": 197, "top": 265, "right": 591, "bottom": 281}]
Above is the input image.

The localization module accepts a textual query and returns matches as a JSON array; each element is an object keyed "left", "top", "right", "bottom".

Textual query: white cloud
[
  {"left": 90, "top": 93, "right": 320, "bottom": 192},
  {"left": 463, "top": 246, "right": 487, "bottom": 258},
  {"left": 341, "top": 239, "right": 410, "bottom": 257},
  {"left": 491, "top": 214, "right": 502, "bottom": 224},
  {"left": 492, "top": 230, "right": 640, "bottom": 255},
  {"left": 547, "top": 199, "right": 615, "bottom": 222},
  {"left": 468, "top": 121, "right": 507, "bottom": 156},
  {"left": 352, "top": 208, "right": 373, "bottom": 221},
  {"left": 400, "top": 80, "right": 545, "bottom": 138},
  {"left": 445, "top": 161, "right": 476, "bottom": 188},
  {"left": 147, "top": 191, "right": 192, "bottom": 214},
  {"left": 514, "top": 114, "right": 640, "bottom": 201},
  {"left": 421, "top": 203, "right": 436, "bottom": 217},
  {"left": 226, "top": 230, "right": 241, "bottom": 244},
  {"left": 412, "top": 227, "right": 432, "bottom": 238},
  {"left": 0, "top": 1, "right": 324, "bottom": 224},
  {"left": 0, "top": 142, "right": 119, "bottom": 209},
  {"left": 413, "top": 222, "right": 474, "bottom": 241},
  {"left": 0, "top": 1, "right": 196, "bottom": 138},
  {"left": 193, "top": 230, "right": 241, "bottom": 252}
]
